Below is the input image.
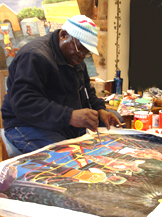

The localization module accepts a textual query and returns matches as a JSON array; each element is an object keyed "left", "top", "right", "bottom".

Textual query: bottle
[{"left": 114, "top": 70, "right": 123, "bottom": 94}]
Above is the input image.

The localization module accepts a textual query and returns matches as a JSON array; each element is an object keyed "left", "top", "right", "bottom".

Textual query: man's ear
[{"left": 59, "top": 29, "right": 69, "bottom": 40}]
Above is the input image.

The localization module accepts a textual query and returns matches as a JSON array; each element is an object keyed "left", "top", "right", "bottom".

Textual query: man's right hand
[{"left": 70, "top": 108, "right": 99, "bottom": 132}]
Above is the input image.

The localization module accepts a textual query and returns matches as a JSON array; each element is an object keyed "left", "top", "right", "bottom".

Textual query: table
[
  {"left": 106, "top": 103, "right": 162, "bottom": 129},
  {"left": 105, "top": 103, "right": 133, "bottom": 128},
  {"left": 151, "top": 106, "right": 162, "bottom": 114}
]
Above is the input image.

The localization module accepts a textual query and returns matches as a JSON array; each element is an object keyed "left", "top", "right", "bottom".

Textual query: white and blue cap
[{"left": 62, "top": 15, "right": 99, "bottom": 55}]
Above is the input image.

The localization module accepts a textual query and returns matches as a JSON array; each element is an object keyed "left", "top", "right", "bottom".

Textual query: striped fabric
[{"left": 62, "top": 15, "right": 99, "bottom": 55}]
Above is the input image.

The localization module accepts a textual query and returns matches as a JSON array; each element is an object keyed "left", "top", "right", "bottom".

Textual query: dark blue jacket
[{"left": 1, "top": 29, "right": 106, "bottom": 139}]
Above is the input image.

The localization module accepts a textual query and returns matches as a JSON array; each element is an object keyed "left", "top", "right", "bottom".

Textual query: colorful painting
[
  {"left": 0, "top": 0, "right": 59, "bottom": 68},
  {"left": 1, "top": 130, "right": 162, "bottom": 216},
  {"left": 0, "top": 0, "right": 97, "bottom": 76}
]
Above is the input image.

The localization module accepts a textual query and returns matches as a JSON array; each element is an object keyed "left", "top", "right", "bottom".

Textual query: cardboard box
[{"left": 90, "top": 78, "right": 115, "bottom": 97}]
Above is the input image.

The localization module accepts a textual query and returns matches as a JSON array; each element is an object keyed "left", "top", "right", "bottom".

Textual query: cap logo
[{"left": 79, "top": 20, "right": 96, "bottom": 27}]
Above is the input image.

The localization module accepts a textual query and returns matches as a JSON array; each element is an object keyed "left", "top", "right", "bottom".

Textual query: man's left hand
[{"left": 98, "top": 109, "right": 122, "bottom": 130}]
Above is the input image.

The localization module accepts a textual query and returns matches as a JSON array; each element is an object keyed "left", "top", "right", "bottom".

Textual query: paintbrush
[
  {"left": 116, "top": 123, "right": 126, "bottom": 128},
  {"left": 84, "top": 88, "right": 102, "bottom": 143}
]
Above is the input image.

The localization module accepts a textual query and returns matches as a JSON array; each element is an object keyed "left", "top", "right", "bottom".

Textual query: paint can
[
  {"left": 149, "top": 112, "right": 153, "bottom": 129},
  {"left": 134, "top": 111, "right": 150, "bottom": 131},
  {"left": 159, "top": 110, "right": 162, "bottom": 128},
  {"left": 152, "top": 114, "right": 159, "bottom": 128}
]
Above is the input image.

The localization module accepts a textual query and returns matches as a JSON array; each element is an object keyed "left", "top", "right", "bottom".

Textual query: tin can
[
  {"left": 152, "top": 114, "right": 159, "bottom": 128},
  {"left": 159, "top": 110, "right": 162, "bottom": 128},
  {"left": 134, "top": 111, "right": 149, "bottom": 131},
  {"left": 149, "top": 112, "right": 153, "bottom": 129}
]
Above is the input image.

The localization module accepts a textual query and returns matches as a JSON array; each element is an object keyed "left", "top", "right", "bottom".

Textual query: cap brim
[{"left": 80, "top": 41, "right": 99, "bottom": 56}]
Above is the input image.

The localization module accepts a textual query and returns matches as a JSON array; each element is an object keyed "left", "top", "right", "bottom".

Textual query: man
[{"left": 1, "top": 15, "right": 124, "bottom": 154}]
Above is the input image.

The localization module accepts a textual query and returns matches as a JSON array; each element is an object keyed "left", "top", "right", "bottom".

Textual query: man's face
[{"left": 59, "top": 30, "right": 89, "bottom": 66}]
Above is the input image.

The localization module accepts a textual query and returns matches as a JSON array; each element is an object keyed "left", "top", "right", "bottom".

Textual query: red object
[
  {"left": 159, "top": 110, "right": 162, "bottom": 128},
  {"left": 149, "top": 112, "right": 153, "bottom": 129},
  {"left": 134, "top": 111, "right": 150, "bottom": 131}
]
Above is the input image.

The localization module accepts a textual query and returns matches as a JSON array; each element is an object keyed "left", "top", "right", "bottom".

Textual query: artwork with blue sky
[{"left": 0, "top": 0, "right": 43, "bottom": 13}]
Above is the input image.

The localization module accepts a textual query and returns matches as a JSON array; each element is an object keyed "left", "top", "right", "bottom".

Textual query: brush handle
[
  {"left": 84, "top": 88, "right": 92, "bottom": 109},
  {"left": 84, "top": 88, "right": 101, "bottom": 143}
]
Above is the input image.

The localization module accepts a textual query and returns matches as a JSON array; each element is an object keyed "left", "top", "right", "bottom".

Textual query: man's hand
[
  {"left": 98, "top": 109, "right": 122, "bottom": 130},
  {"left": 70, "top": 108, "right": 99, "bottom": 132}
]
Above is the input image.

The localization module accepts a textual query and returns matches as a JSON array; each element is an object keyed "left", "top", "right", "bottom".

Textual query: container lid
[{"left": 135, "top": 98, "right": 151, "bottom": 104}]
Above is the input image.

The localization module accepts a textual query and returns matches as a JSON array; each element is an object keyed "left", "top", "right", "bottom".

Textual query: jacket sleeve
[
  {"left": 83, "top": 64, "right": 106, "bottom": 111},
  {"left": 9, "top": 52, "right": 73, "bottom": 131}
]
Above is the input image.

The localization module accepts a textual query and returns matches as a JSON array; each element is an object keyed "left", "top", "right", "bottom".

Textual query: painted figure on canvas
[
  {"left": 26, "top": 25, "right": 33, "bottom": 36},
  {"left": 44, "top": 21, "right": 51, "bottom": 34},
  {"left": 5, "top": 47, "right": 19, "bottom": 59},
  {"left": 0, "top": 26, "right": 12, "bottom": 47}
]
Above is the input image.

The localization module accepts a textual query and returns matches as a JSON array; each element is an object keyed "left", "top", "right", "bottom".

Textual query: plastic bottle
[{"left": 114, "top": 70, "right": 123, "bottom": 94}]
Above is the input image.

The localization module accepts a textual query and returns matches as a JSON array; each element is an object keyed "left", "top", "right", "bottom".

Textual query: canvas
[{"left": 0, "top": 128, "right": 162, "bottom": 217}]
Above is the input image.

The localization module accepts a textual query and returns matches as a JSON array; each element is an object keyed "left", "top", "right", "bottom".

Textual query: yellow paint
[
  {"left": 42, "top": 0, "right": 80, "bottom": 24},
  {"left": 109, "top": 100, "right": 114, "bottom": 106},
  {"left": 0, "top": 24, "right": 8, "bottom": 27},
  {"left": 158, "top": 199, "right": 162, "bottom": 203},
  {"left": 114, "top": 100, "right": 119, "bottom": 107},
  {"left": 135, "top": 120, "right": 143, "bottom": 130}
]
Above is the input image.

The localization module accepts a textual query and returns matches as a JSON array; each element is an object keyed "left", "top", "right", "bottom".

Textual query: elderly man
[{"left": 1, "top": 15, "right": 124, "bottom": 154}]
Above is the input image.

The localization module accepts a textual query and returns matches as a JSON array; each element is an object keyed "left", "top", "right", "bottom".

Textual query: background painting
[{"left": 0, "top": 0, "right": 97, "bottom": 76}]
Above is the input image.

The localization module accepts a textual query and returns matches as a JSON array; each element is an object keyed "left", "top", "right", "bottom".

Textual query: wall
[
  {"left": 107, "top": 0, "right": 130, "bottom": 91},
  {"left": 92, "top": 0, "right": 108, "bottom": 81}
]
